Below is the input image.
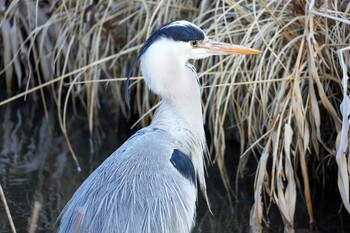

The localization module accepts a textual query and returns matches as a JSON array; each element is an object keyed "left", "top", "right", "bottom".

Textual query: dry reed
[
  {"left": 0, "top": 0, "right": 349, "bottom": 232},
  {"left": 0, "top": 184, "right": 17, "bottom": 233},
  {"left": 28, "top": 201, "right": 41, "bottom": 233}
]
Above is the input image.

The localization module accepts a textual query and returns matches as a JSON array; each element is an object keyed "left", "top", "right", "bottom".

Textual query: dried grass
[
  {"left": 0, "top": 184, "right": 16, "bottom": 233},
  {"left": 28, "top": 201, "right": 41, "bottom": 233},
  {"left": 0, "top": 0, "right": 350, "bottom": 231}
]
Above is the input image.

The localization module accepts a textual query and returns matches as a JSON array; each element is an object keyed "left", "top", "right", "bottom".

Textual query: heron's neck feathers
[
  {"left": 141, "top": 40, "right": 209, "bottom": 200},
  {"left": 149, "top": 69, "right": 208, "bottom": 201}
]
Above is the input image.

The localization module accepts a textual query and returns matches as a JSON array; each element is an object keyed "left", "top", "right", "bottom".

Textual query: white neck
[
  {"left": 150, "top": 71, "right": 208, "bottom": 197},
  {"left": 150, "top": 70, "right": 205, "bottom": 156},
  {"left": 141, "top": 38, "right": 208, "bottom": 196}
]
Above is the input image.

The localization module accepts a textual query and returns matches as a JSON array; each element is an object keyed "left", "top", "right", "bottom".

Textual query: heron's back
[{"left": 58, "top": 127, "right": 196, "bottom": 233}]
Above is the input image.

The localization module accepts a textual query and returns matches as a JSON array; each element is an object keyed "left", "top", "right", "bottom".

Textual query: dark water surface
[{"left": 1, "top": 101, "right": 350, "bottom": 233}]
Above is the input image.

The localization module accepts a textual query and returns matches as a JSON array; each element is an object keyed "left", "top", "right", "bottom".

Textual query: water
[{"left": 1, "top": 100, "right": 350, "bottom": 233}]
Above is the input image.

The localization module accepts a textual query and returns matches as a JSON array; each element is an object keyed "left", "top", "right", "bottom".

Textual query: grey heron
[{"left": 57, "top": 20, "right": 260, "bottom": 233}]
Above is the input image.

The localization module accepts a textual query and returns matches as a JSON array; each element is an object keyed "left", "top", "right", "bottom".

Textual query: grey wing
[{"left": 57, "top": 127, "right": 197, "bottom": 233}]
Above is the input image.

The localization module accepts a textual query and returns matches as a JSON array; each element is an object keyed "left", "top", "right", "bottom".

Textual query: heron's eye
[{"left": 190, "top": 40, "right": 199, "bottom": 47}]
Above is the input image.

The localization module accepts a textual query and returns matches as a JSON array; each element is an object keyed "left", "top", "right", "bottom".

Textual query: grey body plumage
[
  {"left": 59, "top": 128, "right": 196, "bottom": 233},
  {"left": 57, "top": 20, "right": 260, "bottom": 233}
]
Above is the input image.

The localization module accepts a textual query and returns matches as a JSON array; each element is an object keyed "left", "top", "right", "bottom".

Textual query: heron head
[{"left": 125, "top": 21, "right": 261, "bottom": 107}]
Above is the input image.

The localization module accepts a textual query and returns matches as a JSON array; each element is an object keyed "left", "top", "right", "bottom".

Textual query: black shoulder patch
[{"left": 170, "top": 149, "right": 196, "bottom": 186}]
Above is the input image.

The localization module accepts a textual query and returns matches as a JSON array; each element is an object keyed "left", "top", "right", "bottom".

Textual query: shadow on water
[
  {"left": 1, "top": 100, "right": 350, "bottom": 233},
  {"left": 0, "top": 99, "right": 131, "bottom": 232}
]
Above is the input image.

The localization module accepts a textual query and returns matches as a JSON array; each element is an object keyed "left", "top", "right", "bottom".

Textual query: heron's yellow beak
[
  {"left": 199, "top": 39, "right": 261, "bottom": 55},
  {"left": 191, "top": 39, "right": 261, "bottom": 59}
]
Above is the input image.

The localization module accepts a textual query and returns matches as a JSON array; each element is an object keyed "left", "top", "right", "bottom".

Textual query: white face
[
  {"left": 155, "top": 21, "right": 212, "bottom": 60},
  {"left": 189, "top": 39, "right": 212, "bottom": 60},
  {"left": 141, "top": 37, "right": 217, "bottom": 66},
  {"left": 140, "top": 38, "right": 202, "bottom": 98}
]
